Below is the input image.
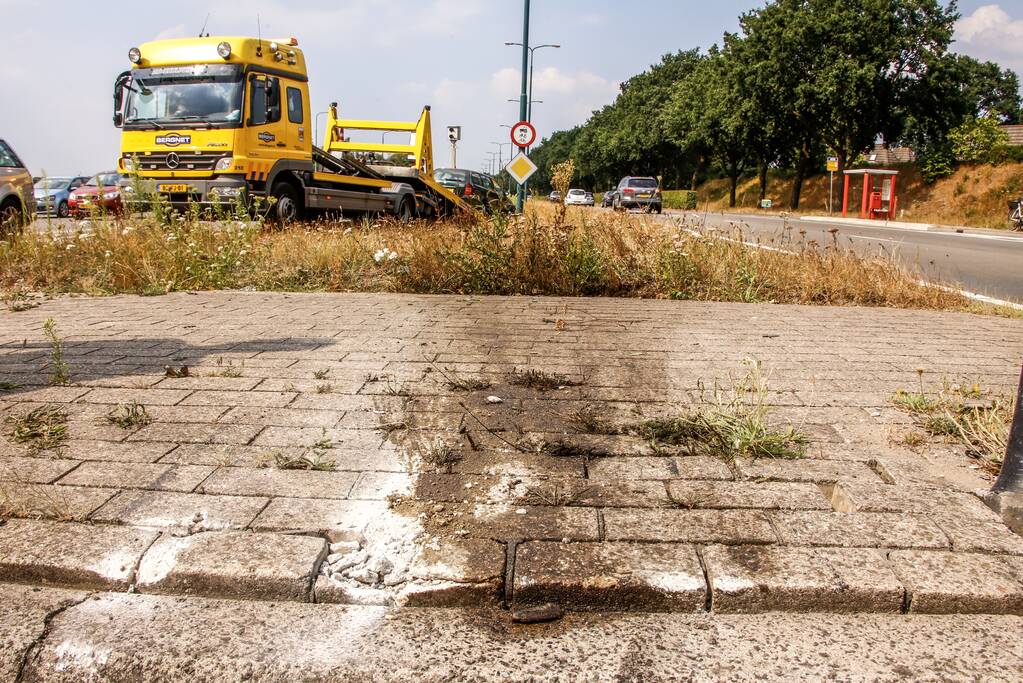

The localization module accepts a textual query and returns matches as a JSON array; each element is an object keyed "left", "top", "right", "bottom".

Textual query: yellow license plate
[
  {"left": 158, "top": 184, "right": 189, "bottom": 193},
  {"left": 638, "top": 193, "right": 652, "bottom": 198}
]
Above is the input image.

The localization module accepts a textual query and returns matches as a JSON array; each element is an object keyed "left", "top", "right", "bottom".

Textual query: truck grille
[{"left": 126, "top": 151, "right": 226, "bottom": 172}]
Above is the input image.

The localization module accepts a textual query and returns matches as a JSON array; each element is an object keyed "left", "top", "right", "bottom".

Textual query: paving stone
[
  {"left": 157, "top": 376, "right": 263, "bottom": 391},
  {"left": 603, "top": 508, "right": 776, "bottom": 544},
  {"left": 933, "top": 515, "right": 1023, "bottom": 555},
  {"left": 91, "top": 490, "right": 268, "bottom": 531},
  {"left": 0, "top": 484, "right": 117, "bottom": 521},
  {"left": 56, "top": 461, "right": 214, "bottom": 492},
  {"left": 464, "top": 504, "right": 599, "bottom": 542},
  {"left": 588, "top": 456, "right": 732, "bottom": 481},
  {"left": 156, "top": 443, "right": 295, "bottom": 467},
  {"left": 703, "top": 545, "right": 903, "bottom": 613},
  {"left": 835, "top": 482, "right": 1000, "bottom": 522},
  {"left": 348, "top": 472, "right": 414, "bottom": 500},
  {"left": 127, "top": 422, "right": 263, "bottom": 445},
  {"left": 514, "top": 541, "right": 706, "bottom": 611},
  {"left": 218, "top": 406, "right": 343, "bottom": 428},
  {"left": 252, "top": 426, "right": 383, "bottom": 452},
  {"left": 0, "top": 519, "right": 159, "bottom": 589},
  {"left": 890, "top": 550, "right": 1023, "bottom": 614},
  {"left": 198, "top": 467, "right": 359, "bottom": 500},
  {"left": 251, "top": 498, "right": 388, "bottom": 537},
  {"left": 14, "top": 591, "right": 1023, "bottom": 682},
  {"left": 0, "top": 583, "right": 86, "bottom": 681},
  {"left": 61, "top": 440, "right": 177, "bottom": 463},
  {"left": 734, "top": 458, "right": 880, "bottom": 483},
  {"left": 80, "top": 388, "right": 193, "bottom": 405},
  {"left": 136, "top": 531, "right": 326, "bottom": 601},
  {"left": 179, "top": 390, "right": 298, "bottom": 407},
  {"left": 772, "top": 511, "right": 950, "bottom": 549},
  {"left": 666, "top": 480, "right": 831, "bottom": 510},
  {"left": 0, "top": 456, "right": 81, "bottom": 484}
]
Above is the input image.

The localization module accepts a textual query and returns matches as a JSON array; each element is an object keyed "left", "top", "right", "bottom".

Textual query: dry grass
[
  {"left": 891, "top": 377, "right": 1013, "bottom": 472},
  {"left": 633, "top": 359, "right": 809, "bottom": 460},
  {"left": 0, "top": 203, "right": 1011, "bottom": 315},
  {"left": 0, "top": 479, "right": 82, "bottom": 521},
  {"left": 4, "top": 405, "right": 69, "bottom": 453}
]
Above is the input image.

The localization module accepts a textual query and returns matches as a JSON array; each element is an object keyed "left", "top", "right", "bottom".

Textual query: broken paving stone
[
  {"left": 512, "top": 603, "right": 565, "bottom": 624},
  {"left": 485, "top": 396, "right": 504, "bottom": 404}
]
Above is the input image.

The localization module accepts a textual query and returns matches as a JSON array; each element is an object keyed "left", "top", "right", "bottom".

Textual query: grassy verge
[
  {"left": 891, "top": 376, "right": 1014, "bottom": 473},
  {"left": 0, "top": 203, "right": 1013, "bottom": 315}
]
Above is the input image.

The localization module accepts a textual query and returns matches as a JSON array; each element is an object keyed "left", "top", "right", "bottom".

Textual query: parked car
[
  {"left": 548, "top": 191, "right": 561, "bottom": 202},
  {"left": 68, "top": 172, "right": 127, "bottom": 218},
  {"left": 565, "top": 189, "right": 594, "bottom": 206},
  {"left": 34, "top": 176, "right": 89, "bottom": 218},
  {"left": 601, "top": 189, "right": 617, "bottom": 208},
  {"left": 0, "top": 138, "right": 34, "bottom": 235},
  {"left": 612, "top": 176, "right": 662, "bottom": 213},
  {"left": 433, "top": 168, "right": 513, "bottom": 213}
]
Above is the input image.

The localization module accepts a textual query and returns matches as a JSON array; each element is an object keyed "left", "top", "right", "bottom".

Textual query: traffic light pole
[{"left": 516, "top": 0, "right": 530, "bottom": 214}]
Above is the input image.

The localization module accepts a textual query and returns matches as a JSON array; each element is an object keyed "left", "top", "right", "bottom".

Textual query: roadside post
[
  {"left": 508, "top": 121, "right": 537, "bottom": 208},
  {"left": 447, "top": 126, "right": 461, "bottom": 168},
  {"left": 985, "top": 365, "right": 1023, "bottom": 533},
  {"left": 515, "top": 0, "right": 531, "bottom": 213},
  {"left": 826, "top": 156, "right": 839, "bottom": 215}
]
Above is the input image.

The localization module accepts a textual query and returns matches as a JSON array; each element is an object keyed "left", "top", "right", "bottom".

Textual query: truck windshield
[{"left": 124, "top": 65, "right": 243, "bottom": 128}]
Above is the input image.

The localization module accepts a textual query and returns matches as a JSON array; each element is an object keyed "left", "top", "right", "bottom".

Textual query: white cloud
[
  {"left": 154, "top": 24, "right": 187, "bottom": 41},
  {"left": 953, "top": 4, "right": 1023, "bottom": 74}
]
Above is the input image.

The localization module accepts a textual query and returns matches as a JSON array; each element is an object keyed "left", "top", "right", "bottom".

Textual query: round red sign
[{"left": 510, "top": 121, "right": 537, "bottom": 148}]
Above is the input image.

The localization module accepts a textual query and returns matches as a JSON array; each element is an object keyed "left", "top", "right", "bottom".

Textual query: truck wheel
[
  {"left": 0, "top": 200, "right": 24, "bottom": 237},
  {"left": 270, "top": 182, "right": 300, "bottom": 225},
  {"left": 396, "top": 196, "right": 415, "bottom": 224}
]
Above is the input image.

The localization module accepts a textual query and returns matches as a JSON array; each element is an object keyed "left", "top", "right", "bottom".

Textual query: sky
[{"left": 1, "top": 1, "right": 1020, "bottom": 177}]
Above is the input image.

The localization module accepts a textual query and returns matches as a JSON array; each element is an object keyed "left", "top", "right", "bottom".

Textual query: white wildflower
[
  {"left": 65, "top": 244, "right": 75, "bottom": 251},
  {"left": 373, "top": 248, "right": 390, "bottom": 263},
  {"left": 166, "top": 235, "right": 176, "bottom": 242},
  {"left": 104, "top": 250, "right": 112, "bottom": 257},
  {"left": 388, "top": 251, "right": 398, "bottom": 261}
]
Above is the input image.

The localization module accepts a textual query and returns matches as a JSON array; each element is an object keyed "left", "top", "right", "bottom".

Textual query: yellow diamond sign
[{"left": 505, "top": 152, "right": 538, "bottom": 185}]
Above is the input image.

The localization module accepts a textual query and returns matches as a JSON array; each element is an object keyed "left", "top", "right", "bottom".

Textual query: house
[{"left": 1000, "top": 124, "right": 1023, "bottom": 146}]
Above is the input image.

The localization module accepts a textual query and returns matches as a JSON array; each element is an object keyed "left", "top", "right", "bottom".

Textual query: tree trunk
[
  {"left": 789, "top": 143, "right": 810, "bottom": 211},
  {"left": 758, "top": 160, "right": 769, "bottom": 205},
  {"left": 729, "top": 165, "right": 739, "bottom": 208}
]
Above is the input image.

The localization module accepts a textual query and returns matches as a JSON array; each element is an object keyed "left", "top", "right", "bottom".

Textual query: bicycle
[{"left": 1011, "top": 199, "right": 1023, "bottom": 231}]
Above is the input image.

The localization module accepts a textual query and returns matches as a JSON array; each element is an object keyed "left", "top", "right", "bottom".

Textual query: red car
[{"left": 68, "top": 172, "right": 127, "bottom": 218}]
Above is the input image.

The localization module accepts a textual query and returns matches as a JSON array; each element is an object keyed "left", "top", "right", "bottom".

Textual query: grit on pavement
[{"left": 2, "top": 291, "right": 1023, "bottom": 680}]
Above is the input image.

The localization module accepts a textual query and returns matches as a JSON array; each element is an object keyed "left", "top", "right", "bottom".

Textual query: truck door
[{"left": 244, "top": 74, "right": 290, "bottom": 167}]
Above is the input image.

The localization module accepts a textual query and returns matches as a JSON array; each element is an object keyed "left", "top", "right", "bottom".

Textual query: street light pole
[{"left": 515, "top": 0, "right": 530, "bottom": 213}]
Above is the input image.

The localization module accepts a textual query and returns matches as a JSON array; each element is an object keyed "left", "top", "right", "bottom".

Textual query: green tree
[{"left": 949, "top": 116, "right": 1010, "bottom": 164}]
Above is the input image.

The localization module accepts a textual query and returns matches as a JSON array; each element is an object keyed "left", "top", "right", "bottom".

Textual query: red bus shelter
[{"left": 842, "top": 168, "right": 899, "bottom": 220}]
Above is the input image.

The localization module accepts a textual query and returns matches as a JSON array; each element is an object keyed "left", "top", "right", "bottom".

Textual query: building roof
[{"left": 1001, "top": 125, "right": 1023, "bottom": 146}]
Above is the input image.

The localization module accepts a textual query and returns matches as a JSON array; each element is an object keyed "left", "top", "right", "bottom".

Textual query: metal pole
[
  {"left": 992, "top": 365, "right": 1023, "bottom": 493},
  {"left": 516, "top": 0, "right": 530, "bottom": 214},
  {"left": 527, "top": 46, "right": 536, "bottom": 125},
  {"left": 829, "top": 171, "right": 834, "bottom": 215},
  {"left": 450, "top": 140, "right": 457, "bottom": 169}
]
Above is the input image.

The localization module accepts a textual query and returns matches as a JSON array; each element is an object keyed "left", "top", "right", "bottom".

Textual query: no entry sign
[{"left": 510, "top": 121, "right": 537, "bottom": 148}]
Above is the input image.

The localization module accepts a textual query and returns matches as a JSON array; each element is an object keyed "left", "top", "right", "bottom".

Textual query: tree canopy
[{"left": 528, "top": 0, "right": 1022, "bottom": 207}]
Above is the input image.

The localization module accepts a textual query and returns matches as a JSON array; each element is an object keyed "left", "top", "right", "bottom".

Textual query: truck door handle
[{"left": 276, "top": 142, "right": 286, "bottom": 147}]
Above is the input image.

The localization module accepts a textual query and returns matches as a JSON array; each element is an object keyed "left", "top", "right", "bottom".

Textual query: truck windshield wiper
[{"left": 127, "top": 118, "right": 166, "bottom": 129}]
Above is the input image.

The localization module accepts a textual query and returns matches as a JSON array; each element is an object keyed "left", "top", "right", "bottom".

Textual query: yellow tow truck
[{"left": 113, "top": 35, "right": 471, "bottom": 221}]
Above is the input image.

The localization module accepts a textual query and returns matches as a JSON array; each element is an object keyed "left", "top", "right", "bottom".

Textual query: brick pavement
[{"left": 1, "top": 292, "right": 1022, "bottom": 616}]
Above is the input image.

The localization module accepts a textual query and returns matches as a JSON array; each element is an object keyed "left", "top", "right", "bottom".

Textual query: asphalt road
[{"left": 671, "top": 210, "right": 1023, "bottom": 304}]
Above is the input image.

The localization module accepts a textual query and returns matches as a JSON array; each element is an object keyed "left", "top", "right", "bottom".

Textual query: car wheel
[
  {"left": 269, "top": 182, "right": 300, "bottom": 225},
  {"left": 57, "top": 200, "right": 70, "bottom": 218},
  {"left": 0, "top": 201, "right": 24, "bottom": 237}
]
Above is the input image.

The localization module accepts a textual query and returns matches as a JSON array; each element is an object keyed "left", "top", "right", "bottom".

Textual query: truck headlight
[
  {"left": 217, "top": 42, "right": 232, "bottom": 59},
  {"left": 121, "top": 157, "right": 134, "bottom": 171},
  {"left": 214, "top": 157, "right": 234, "bottom": 172},
  {"left": 128, "top": 47, "right": 141, "bottom": 64}
]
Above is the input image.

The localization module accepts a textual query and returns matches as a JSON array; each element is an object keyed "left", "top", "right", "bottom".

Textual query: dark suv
[
  {"left": 433, "top": 168, "right": 513, "bottom": 213},
  {"left": 612, "top": 176, "right": 661, "bottom": 213}
]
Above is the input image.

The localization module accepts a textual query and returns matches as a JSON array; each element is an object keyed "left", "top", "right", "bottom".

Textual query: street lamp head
[{"left": 504, "top": 42, "right": 520, "bottom": 47}]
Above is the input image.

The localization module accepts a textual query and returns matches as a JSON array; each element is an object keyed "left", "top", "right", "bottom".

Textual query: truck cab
[{"left": 113, "top": 36, "right": 426, "bottom": 222}]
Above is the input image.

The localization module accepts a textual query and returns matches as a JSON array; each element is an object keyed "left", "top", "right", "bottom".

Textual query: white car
[{"left": 565, "top": 188, "right": 594, "bottom": 206}]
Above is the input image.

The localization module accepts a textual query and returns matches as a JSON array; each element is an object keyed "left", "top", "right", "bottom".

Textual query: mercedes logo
[{"left": 166, "top": 152, "right": 180, "bottom": 169}]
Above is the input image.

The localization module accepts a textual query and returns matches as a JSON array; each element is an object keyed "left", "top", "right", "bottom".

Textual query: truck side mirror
[{"left": 113, "top": 71, "right": 130, "bottom": 128}]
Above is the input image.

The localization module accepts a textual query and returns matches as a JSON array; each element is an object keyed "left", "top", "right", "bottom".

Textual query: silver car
[{"left": 0, "top": 138, "right": 33, "bottom": 235}]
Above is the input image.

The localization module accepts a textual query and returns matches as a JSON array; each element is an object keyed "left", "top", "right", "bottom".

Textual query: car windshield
[
  {"left": 567, "top": 190, "right": 585, "bottom": 196},
  {"left": 85, "top": 173, "right": 121, "bottom": 187},
  {"left": 35, "top": 179, "right": 72, "bottom": 191},
  {"left": 628, "top": 178, "right": 658, "bottom": 189},
  {"left": 124, "top": 65, "right": 244, "bottom": 127},
  {"left": 434, "top": 170, "right": 468, "bottom": 184}
]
